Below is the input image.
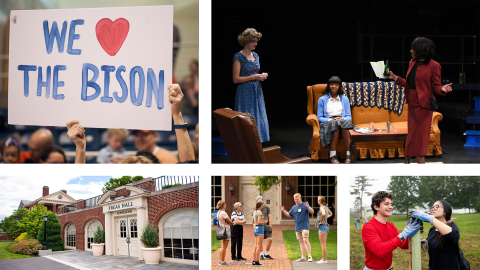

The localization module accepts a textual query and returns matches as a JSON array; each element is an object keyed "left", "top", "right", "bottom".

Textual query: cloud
[{"left": 0, "top": 175, "right": 112, "bottom": 220}]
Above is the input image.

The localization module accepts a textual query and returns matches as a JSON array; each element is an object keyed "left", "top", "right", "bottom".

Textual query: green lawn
[
  {"left": 0, "top": 241, "right": 36, "bottom": 260},
  {"left": 350, "top": 213, "right": 480, "bottom": 270},
  {"left": 211, "top": 231, "right": 221, "bottom": 252},
  {"left": 283, "top": 229, "right": 337, "bottom": 261}
]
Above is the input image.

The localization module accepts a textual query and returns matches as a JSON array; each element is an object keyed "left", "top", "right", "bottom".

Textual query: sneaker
[
  {"left": 238, "top": 257, "right": 247, "bottom": 261},
  {"left": 317, "top": 259, "right": 328, "bottom": 264},
  {"left": 252, "top": 261, "right": 256, "bottom": 266},
  {"left": 295, "top": 257, "right": 307, "bottom": 262},
  {"left": 219, "top": 262, "right": 230, "bottom": 266},
  {"left": 264, "top": 255, "right": 274, "bottom": 260},
  {"left": 308, "top": 256, "right": 313, "bottom": 262},
  {"left": 260, "top": 255, "right": 264, "bottom": 260},
  {"left": 254, "top": 261, "right": 264, "bottom": 266},
  {"left": 231, "top": 257, "right": 238, "bottom": 261}
]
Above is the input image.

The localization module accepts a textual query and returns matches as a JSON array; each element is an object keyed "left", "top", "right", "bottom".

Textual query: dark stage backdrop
[{"left": 212, "top": 0, "right": 480, "bottom": 126}]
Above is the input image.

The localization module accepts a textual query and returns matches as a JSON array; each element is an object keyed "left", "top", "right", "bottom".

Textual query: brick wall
[
  {"left": 135, "top": 180, "right": 155, "bottom": 192},
  {"left": 223, "top": 176, "right": 239, "bottom": 214},
  {"left": 148, "top": 186, "right": 199, "bottom": 228},
  {"left": 58, "top": 207, "right": 105, "bottom": 251},
  {"left": 116, "top": 188, "right": 131, "bottom": 198},
  {"left": 0, "top": 232, "right": 14, "bottom": 241},
  {"left": 281, "top": 176, "right": 295, "bottom": 220},
  {"left": 77, "top": 200, "right": 85, "bottom": 210}
]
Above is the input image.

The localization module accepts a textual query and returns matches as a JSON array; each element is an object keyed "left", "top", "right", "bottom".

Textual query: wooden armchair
[{"left": 214, "top": 108, "right": 311, "bottom": 163}]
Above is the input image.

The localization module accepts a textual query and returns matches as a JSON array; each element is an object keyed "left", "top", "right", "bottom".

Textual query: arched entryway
[
  {"left": 85, "top": 220, "right": 102, "bottom": 251},
  {"left": 64, "top": 223, "right": 76, "bottom": 250},
  {"left": 158, "top": 208, "right": 198, "bottom": 262}
]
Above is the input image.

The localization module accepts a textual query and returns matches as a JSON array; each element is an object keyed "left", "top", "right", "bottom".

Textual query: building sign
[
  {"left": 116, "top": 210, "right": 133, "bottom": 215},
  {"left": 108, "top": 201, "right": 133, "bottom": 211}
]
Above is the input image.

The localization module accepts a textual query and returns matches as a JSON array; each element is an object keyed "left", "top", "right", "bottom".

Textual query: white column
[
  {"left": 137, "top": 205, "right": 146, "bottom": 260},
  {"left": 105, "top": 211, "right": 113, "bottom": 255}
]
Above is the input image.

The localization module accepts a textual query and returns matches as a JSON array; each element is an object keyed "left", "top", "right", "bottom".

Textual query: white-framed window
[
  {"left": 85, "top": 220, "right": 102, "bottom": 250},
  {"left": 296, "top": 176, "right": 336, "bottom": 218},
  {"left": 161, "top": 208, "right": 199, "bottom": 261},
  {"left": 65, "top": 223, "right": 76, "bottom": 248},
  {"left": 120, "top": 220, "right": 127, "bottom": 238},
  {"left": 211, "top": 176, "right": 222, "bottom": 211},
  {"left": 130, "top": 219, "right": 138, "bottom": 238}
]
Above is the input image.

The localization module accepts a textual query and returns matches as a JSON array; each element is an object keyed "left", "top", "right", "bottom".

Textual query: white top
[{"left": 326, "top": 95, "right": 343, "bottom": 120}]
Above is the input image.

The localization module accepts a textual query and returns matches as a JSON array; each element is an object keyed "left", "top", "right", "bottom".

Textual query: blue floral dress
[{"left": 233, "top": 52, "right": 270, "bottom": 142}]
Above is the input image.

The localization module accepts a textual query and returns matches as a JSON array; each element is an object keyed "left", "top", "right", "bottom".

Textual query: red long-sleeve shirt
[{"left": 362, "top": 217, "right": 409, "bottom": 270}]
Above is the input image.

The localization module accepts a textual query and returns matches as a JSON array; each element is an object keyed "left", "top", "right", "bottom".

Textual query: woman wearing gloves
[
  {"left": 410, "top": 200, "right": 464, "bottom": 270},
  {"left": 362, "top": 191, "right": 421, "bottom": 270}
]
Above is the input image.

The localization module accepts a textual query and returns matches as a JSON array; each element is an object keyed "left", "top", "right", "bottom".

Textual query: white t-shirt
[{"left": 326, "top": 95, "right": 343, "bottom": 119}]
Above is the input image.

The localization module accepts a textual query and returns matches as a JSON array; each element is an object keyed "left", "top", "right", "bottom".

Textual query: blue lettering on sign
[
  {"left": 100, "top": 65, "right": 115, "bottom": 103},
  {"left": 43, "top": 21, "right": 67, "bottom": 54},
  {"left": 66, "top": 19, "right": 84, "bottom": 55},
  {"left": 17, "top": 65, "right": 37, "bottom": 97},
  {"left": 37, "top": 66, "right": 51, "bottom": 98},
  {"left": 114, "top": 65, "right": 128, "bottom": 103},
  {"left": 52, "top": 65, "right": 66, "bottom": 100},
  {"left": 81, "top": 63, "right": 101, "bottom": 101},
  {"left": 130, "top": 66, "right": 145, "bottom": 106},
  {"left": 146, "top": 69, "right": 164, "bottom": 110}
]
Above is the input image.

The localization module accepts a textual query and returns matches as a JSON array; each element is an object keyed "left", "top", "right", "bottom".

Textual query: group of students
[
  {"left": 362, "top": 191, "right": 467, "bottom": 270},
  {"left": 216, "top": 193, "right": 333, "bottom": 266},
  {"left": 0, "top": 84, "right": 198, "bottom": 164}
]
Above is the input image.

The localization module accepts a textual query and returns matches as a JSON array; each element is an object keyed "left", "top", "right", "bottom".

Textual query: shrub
[
  {"left": 9, "top": 239, "right": 42, "bottom": 255},
  {"left": 140, "top": 223, "right": 159, "bottom": 248},
  {"left": 37, "top": 212, "right": 64, "bottom": 251},
  {"left": 93, "top": 226, "right": 105, "bottom": 244},
  {"left": 15, "top": 232, "right": 29, "bottom": 242},
  {"left": 162, "top": 183, "right": 182, "bottom": 189},
  {"left": 475, "top": 201, "right": 480, "bottom": 213}
]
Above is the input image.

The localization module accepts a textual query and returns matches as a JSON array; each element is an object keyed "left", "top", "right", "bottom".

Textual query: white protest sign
[{"left": 8, "top": 6, "right": 173, "bottom": 131}]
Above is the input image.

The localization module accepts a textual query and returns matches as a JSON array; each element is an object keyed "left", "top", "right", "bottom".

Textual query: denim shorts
[
  {"left": 318, "top": 223, "right": 329, "bottom": 234},
  {"left": 254, "top": 225, "right": 264, "bottom": 236}
]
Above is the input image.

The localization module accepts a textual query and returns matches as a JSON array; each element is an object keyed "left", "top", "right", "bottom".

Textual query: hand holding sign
[
  {"left": 168, "top": 84, "right": 183, "bottom": 116},
  {"left": 66, "top": 120, "right": 86, "bottom": 164}
]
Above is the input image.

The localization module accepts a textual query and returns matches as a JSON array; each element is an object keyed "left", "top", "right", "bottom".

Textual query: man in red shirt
[{"left": 362, "top": 191, "right": 421, "bottom": 270}]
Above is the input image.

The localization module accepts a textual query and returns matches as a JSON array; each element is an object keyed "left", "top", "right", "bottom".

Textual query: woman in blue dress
[{"left": 232, "top": 28, "right": 270, "bottom": 142}]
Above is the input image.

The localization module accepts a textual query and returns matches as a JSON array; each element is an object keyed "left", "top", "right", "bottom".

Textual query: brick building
[
  {"left": 212, "top": 176, "right": 337, "bottom": 225},
  {"left": 20, "top": 177, "right": 199, "bottom": 265}
]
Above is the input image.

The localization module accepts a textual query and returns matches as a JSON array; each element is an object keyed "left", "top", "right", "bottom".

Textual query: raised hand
[
  {"left": 305, "top": 201, "right": 310, "bottom": 208},
  {"left": 398, "top": 219, "right": 421, "bottom": 240},
  {"left": 409, "top": 211, "right": 434, "bottom": 225},
  {"left": 279, "top": 205, "right": 285, "bottom": 211},
  {"left": 66, "top": 120, "right": 85, "bottom": 148},
  {"left": 168, "top": 84, "right": 184, "bottom": 116}
]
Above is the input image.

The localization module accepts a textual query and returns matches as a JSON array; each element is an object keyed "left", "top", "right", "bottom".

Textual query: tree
[
  {"left": 102, "top": 176, "right": 144, "bottom": 192},
  {"left": 475, "top": 201, "right": 480, "bottom": 213},
  {"left": 452, "top": 176, "right": 480, "bottom": 213},
  {"left": 350, "top": 176, "right": 374, "bottom": 218},
  {"left": 387, "top": 176, "right": 421, "bottom": 217},
  {"left": 37, "top": 212, "right": 64, "bottom": 251},
  {"left": 17, "top": 204, "right": 49, "bottom": 239},
  {"left": 417, "top": 176, "right": 458, "bottom": 207},
  {"left": 252, "top": 176, "right": 287, "bottom": 193},
  {"left": 0, "top": 208, "right": 29, "bottom": 238}
]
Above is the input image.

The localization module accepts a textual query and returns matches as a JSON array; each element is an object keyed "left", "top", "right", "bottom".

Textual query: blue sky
[{"left": 0, "top": 175, "right": 121, "bottom": 220}]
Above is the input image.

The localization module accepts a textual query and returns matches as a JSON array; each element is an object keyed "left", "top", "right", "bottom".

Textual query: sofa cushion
[
  {"left": 389, "top": 103, "right": 409, "bottom": 122},
  {"left": 351, "top": 106, "right": 390, "bottom": 125}
]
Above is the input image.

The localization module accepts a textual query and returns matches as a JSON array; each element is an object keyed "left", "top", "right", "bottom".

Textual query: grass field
[
  {"left": 283, "top": 229, "right": 337, "bottom": 261},
  {"left": 0, "top": 241, "right": 36, "bottom": 260},
  {"left": 211, "top": 231, "right": 222, "bottom": 252},
  {"left": 350, "top": 213, "right": 480, "bottom": 270}
]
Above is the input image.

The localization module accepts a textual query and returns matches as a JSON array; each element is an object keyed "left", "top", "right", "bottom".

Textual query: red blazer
[{"left": 395, "top": 58, "right": 446, "bottom": 109}]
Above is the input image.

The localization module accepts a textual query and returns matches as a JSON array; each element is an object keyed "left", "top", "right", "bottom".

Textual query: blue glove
[
  {"left": 398, "top": 219, "right": 421, "bottom": 240},
  {"left": 410, "top": 211, "right": 434, "bottom": 225}
]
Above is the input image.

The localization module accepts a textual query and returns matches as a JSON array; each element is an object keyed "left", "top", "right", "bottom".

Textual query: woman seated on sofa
[{"left": 317, "top": 76, "right": 355, "bottom": 164}]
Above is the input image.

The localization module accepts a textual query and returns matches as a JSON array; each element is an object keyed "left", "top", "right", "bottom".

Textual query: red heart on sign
[{"left": 95, "top": 18, "right": 129, "bottom": 56}]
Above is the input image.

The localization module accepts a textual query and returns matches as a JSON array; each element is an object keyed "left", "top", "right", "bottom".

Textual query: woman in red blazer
[{"left": 388, "top": 37, "right": 453, "bottom": 164}]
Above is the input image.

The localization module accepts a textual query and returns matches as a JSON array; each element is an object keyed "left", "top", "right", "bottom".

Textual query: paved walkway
[
  {"left": 44, "top": 250, "right": 198, "bottom": 270},
  {"left": 291, "top": 260, "right": 337, "bottom": 269},
  {"left": 211, "top": 225, "right": 337, "bottom": 270},
  {"left": 0, "top": 257, "right": 78, "bottom": 270}
]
